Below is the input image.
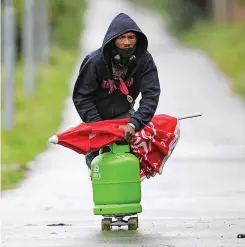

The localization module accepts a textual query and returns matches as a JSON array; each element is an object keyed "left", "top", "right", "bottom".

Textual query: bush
[
  {"left": 13, "top": 0, "right": 85, "bottom": 55},
  {"left": 235, "top": 0, "right": 245, "bottom": 4},
  {"left": 49, "top": 0, "right": 85, "bottom": 49},
  {"left": 130, "top": 0, "right": 245, "bottom": 98},
  {"left": 181, "top": 23, "right": 245, "bottom": 98},
  {"left": 1, "top": 0, "right": 87, "bottom": 190},
  {"left": 131, "top": 0, "right": 206, "bottom": 34},
  {"left": 1, "top": 48, "right": 78, "bottom": 190},
  {"left": 162, "top": 0, "right": 206, "bottom": 34}
]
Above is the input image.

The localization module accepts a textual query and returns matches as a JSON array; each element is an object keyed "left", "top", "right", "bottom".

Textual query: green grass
[
  {"left": 180, "top": 22, "right": 245, "bottom": 98},
  {"left": 1, "top": 0, "right": 86, "bottom": 191},
  {"left": 1, "top": 48, "right": 79, "bottom": 190}
]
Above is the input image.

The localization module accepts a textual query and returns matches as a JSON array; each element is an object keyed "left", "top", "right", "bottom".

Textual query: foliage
[
  {"left": 13, "top": 0, "right": 85, "bottom": 52},
  {"left": 130, "top": 0, "right": 245, "bottom": 98},
  {"left": 181, "top": 23, "right": 245, "bottom": 98},
  {"left": 1, "top": 0, "right": 87, "bottom": 190},
  {"left": 131, "top": 0, "right": 206, "bottom": 34},
  {"left": 49, "top": 0, "right": 85, "bottom": 49},
  {"left": 1, "top": 48, "right": 79, "bottom": 190},
  {"left": 235, "top": 0, "right": 245, "bottom": 5},
  {"left": 162, "top": 0, "right": 206, "bottom": 34}
]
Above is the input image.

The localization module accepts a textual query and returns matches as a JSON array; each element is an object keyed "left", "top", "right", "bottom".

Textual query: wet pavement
[{"left": 2, "top": 0, "right": 245, "bottom": 246}]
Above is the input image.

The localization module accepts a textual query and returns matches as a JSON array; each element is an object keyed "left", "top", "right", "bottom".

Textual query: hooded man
[{"left": 73, "top": 13, "right": 161, "bottom": 168}]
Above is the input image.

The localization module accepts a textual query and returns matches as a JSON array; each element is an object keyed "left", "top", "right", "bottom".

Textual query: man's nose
[{"left": 123, "top": 38, "right": 131, "bottom": 46}]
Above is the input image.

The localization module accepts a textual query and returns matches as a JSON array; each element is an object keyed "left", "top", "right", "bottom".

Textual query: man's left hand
[{"left": 118, "top": 124, "right": 135, "bottom": 142}]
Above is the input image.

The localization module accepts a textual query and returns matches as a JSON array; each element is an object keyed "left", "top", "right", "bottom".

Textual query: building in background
[{"left": 211, "top": 0, "right": 245, "bottom": 23}]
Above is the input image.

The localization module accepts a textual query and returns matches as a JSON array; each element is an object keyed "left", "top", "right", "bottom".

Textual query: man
[{"left": 73, "top": 13, "right": 161, "bottom": 168}]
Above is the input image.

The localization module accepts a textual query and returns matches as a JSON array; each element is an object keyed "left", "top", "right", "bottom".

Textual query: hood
[{"left": 102, "top": 13, "right": 148, "bottom": 64}]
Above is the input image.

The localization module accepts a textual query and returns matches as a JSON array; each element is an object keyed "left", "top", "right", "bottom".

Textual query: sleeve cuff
[{"left": 128, "top": 118, "right": 142, "bottom": 132}]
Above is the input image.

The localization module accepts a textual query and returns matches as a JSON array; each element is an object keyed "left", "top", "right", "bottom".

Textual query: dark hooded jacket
[{"left": 73, "top": 13, "right": 161, "bottom": 131}]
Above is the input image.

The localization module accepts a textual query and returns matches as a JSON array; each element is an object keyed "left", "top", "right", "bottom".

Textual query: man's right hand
[{"left": 118, "top": 124, "right": 135, "bottom": 142}]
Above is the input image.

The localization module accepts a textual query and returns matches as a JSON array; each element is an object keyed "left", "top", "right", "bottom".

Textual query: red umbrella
[{"left": 49, "top": 114, "right": 180, "bottom": 181}]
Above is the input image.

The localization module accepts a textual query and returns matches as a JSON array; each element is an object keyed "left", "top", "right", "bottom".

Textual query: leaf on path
[
  {"left": 237, "top": 234, "right": 245, "bottom": 238},
  {"left": 47, "top": 223, "right": 71, "bottom": 226}
]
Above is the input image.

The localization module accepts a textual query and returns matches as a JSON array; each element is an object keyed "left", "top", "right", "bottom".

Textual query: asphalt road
[{"left": 2, "top": 1, "right": 245, "bottom": 246}]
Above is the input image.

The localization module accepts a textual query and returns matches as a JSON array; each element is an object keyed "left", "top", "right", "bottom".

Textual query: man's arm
[
  {"left": 72, "top": 57, "right": 102, "bottom": 123},
  {"left": 128, "top": 53, "right": 161, "bottom": 131}
]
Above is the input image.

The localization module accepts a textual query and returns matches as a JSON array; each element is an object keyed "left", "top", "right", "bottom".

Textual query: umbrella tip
[{"left": 48, "top": 135, "right": 58, "bottom": 144}]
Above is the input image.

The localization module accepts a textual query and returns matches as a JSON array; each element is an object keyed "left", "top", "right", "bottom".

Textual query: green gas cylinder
[{"left": 91, "top": 143, "right": 142, "bottom": 215}]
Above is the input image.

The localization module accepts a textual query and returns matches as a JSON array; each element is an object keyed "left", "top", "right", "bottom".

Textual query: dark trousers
[
  {"left": 85, "top": 109, "right": 135, "bottom": 169},
  {"left": 85, "top": 151, "right": 99, "bottom": 169}
]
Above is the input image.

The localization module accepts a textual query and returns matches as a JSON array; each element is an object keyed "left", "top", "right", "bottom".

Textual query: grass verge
[
  {"left": 1, "top": 48, "right": 78, "bottom": 190},
  {"left": 180, "top": 22, "right": 245, "bottom": 98}
]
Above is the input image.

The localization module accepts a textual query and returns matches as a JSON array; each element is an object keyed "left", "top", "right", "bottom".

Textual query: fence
[{"left": 212, "top": 0, "right": 245, "bottom": 23}]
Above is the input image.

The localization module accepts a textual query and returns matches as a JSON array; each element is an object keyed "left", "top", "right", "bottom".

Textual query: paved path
[{"left": 2, "top": 1, "right": 245, "bottom": 246}]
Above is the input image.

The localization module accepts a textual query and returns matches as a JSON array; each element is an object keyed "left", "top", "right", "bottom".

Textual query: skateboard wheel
[
  {"left": 130, "top": 217, "right": 138, "bottom": 223},
  {"left": 128, "top": 217, "right": 138, "bottom": 230},
  {"left": 101, "top": 218, "right": 112, "bottom": 231}
]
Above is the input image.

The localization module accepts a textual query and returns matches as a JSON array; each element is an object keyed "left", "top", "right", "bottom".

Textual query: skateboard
[{"left": 101, "top": 214, "right": 139, "bottom": 231}]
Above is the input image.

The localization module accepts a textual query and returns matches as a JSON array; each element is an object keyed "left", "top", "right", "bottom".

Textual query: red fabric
[
  {"left": 119, "top": 77, "right": 129, "bottom": 95},
  {"left": 55, "top": 114, "right": 180, "bottom": 181}
]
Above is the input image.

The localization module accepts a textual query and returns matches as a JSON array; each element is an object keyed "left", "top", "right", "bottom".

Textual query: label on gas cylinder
[{"left": 93, "top": 164, "right": 101, "bottom": 180}]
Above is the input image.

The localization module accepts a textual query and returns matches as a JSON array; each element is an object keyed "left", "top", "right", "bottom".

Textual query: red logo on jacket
[{"left": 102, "top": 77, "right": 134, "bottom": 93}]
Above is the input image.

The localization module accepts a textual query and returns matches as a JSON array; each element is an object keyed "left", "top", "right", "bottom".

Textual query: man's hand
[{"left": 118, "top": 124, "right": 135, "bottom": 142}]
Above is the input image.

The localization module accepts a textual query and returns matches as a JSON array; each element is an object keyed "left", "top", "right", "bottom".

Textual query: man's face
[{"left": 114, "top": 32, "right": 136, "bottom": 49}]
